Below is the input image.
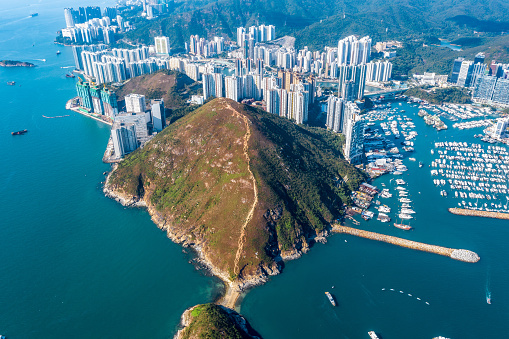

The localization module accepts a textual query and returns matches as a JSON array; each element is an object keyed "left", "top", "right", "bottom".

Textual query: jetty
[
  {"left": 448, "top": 208, "right": 509, "bottom": 220},
  {"left": 332, "top": 225, "right": 479, "bottom": 263}
]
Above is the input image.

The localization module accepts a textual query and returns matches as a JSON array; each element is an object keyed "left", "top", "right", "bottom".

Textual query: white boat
[
  {"left": 368, "top": 331, "right": 380, "bottom": 339},
  {"left": 396, "top": 186, "right": 406, "bottom": 190},
  {"left": 325, "top": 292, "right": 336, "bottom": 306},
  {"left": 409, "top": 157, "right": 416, "bottom": 161},
  {"left": 399, "top": 198, "right": 412, "bottom": 203},
  {"left": 401, "top": 208, "right": 416, "bottom": 214},
  {"left": 396, "top": 179, "right": 406, "bottom": 185},
  {"left": 398, "top": 213, "right": 413, "bottom": 219}
]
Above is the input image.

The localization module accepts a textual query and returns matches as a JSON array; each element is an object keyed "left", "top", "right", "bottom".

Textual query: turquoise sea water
[
  {"left": 0, "top": 1, "right": 220, "bottom": 338},
  {"left": 1, "top": 2, "right": 508, "bottom": 339},
  {"left": 242, "top": 104, "right": 509, "bottom": 339}
]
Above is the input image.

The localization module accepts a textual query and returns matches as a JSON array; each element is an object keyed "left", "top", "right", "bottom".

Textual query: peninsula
[
  {"left": 0, "top": 60, "right": 35, "bottom": 67},
  {"left": 104, "top": 97, "right": 366, "bottom": 305}
]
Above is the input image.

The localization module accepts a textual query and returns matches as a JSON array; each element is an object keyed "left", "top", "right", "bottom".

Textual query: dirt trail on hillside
[{"left": 224, "top": 101, "right": 259, "bottom": 277}]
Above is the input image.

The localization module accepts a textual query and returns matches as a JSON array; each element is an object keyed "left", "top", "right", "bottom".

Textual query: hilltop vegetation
[
  {"left": 176, "top": 303, "right": 261, "bottom": 339},
  {"left": 106, "top": 98, "right": 365, "bottom": 282}
]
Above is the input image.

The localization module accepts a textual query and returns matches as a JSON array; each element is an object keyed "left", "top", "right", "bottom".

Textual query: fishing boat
[
  {"left": 325, "top": 292, "right": 336, "bottom": 306},
  {"left": 394, "top": 223, "right": 412, "bottom": 230}
]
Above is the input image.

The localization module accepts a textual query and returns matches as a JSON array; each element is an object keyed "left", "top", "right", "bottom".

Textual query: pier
[
  {"left": 332, "top": 225, "right": 480, "bottom": 263},
  {"left": 448, "top": 208, "right": 509, "bottom": 220}
]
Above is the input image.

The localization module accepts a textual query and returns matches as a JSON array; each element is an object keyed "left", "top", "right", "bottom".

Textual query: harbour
[{"left": 241, "top": 99, "right": 507, "bottom": 339}]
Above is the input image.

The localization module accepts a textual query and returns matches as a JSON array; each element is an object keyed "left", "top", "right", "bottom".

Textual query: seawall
[
  {"left": 449, "top": 208, "right": 509, "bottom": 220},
  {"left": 332, "top": 225, "right": 480, "bottom": 263}
]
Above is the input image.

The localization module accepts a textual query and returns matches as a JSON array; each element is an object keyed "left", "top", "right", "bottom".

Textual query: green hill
[
  {"left": 105, "top": 98, "right": 365, "bottom": 283},
  {"left": 176, "top": 303, "right": 261, "bottom": 339}
]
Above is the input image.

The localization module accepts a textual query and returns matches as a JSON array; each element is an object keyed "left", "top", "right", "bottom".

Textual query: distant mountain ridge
[{"left": 124, "top": 0, "right": 509, "bottom": 50}]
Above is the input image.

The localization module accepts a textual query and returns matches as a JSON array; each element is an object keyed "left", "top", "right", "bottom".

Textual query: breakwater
[
  {"left": 332, "top": 226, "right": 480, "bottom": 263},
  {"left": 448, "top": 207, "right": 509, "bottom": 220}
]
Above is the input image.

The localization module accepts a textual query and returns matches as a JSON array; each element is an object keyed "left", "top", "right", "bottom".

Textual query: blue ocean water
[{"left": 0, "top": 1, "right": 220, "bottom": 338}]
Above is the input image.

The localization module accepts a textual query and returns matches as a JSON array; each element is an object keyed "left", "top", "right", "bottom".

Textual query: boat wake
[
  {"left": 381, "top": 288, "right": 430, "bottom": 305},
  {"left": 42, "top": 115, "right": 70, "bottom": 119}
]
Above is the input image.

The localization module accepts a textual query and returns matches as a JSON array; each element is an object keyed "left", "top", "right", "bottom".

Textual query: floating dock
[
  {"left": 332, "top": 226, "right": 479, "bottom": 263},
  {"left": 448, "top": 208, "right": 509, "bottom": 220}
]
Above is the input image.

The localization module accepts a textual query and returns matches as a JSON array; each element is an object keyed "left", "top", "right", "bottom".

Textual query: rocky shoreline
[
  {"left": 0, "top": 60, "right": 36, "bottom": 67},
  {"left": 103, "top": 166, "right": 280, "bottom": 307},
  {"left": 103, "top": 164, "right": 335, "bottom": 311}
]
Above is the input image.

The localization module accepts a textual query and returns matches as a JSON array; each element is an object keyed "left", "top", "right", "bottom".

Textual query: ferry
[
  {"left": 11, "top": 129, "right": 28, "bottom": 135},
  {"left": 325, "top": 292, "right": 336, "bottom": 306},
  {"left": 368, "top": 331, "right": 379, "bottom": 339}
]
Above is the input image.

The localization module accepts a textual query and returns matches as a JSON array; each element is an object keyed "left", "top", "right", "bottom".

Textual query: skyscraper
[
  {"left": 326, "top": 96, "right": 344, "bottom": 132},
  {"left": 474, "top": 52, "right": 485, "bottom": 65},
  {"left": 450, "top": 57, "right": 464, "bottom": 84},
  {"left": 266, "top": 88, "right": 280, "bottom": 115},
  {"left": 100, "top": 87, "right": 118, "bottom": 118},
  {"left": 337, "top": 35, "right": 371, "bottom": 66},
  {"left": 151, "top": 99, "right": 165, "bottom": 132},
  {"left": 338, "top": 64, "right": 367, "bottom": 101},
  {"left": 472, "top": 75, "right": 497, "bottom": 103},
  {"left": 111, "top": 122, "right": 138, "bottom": 158},
  {"left": 125, "top": 94, "right": 146, "bottom": 113},
  {"left": 64, "top": 8, "right": 76, "bottom": 28},
  {"left": 342, "top": 102, "right": 364, "bottom": 164},
  {"left": 76, "top": 80, "right": 93, "bottom": 110},
  {"left": 457, "top": 61, "right": 474, "bottom": 87},
  {"left": 225, "top": 76, "right": 243, "bottom": 102},
  {"left": 154, "top": 36, "right": 171, "bottom": 56}
]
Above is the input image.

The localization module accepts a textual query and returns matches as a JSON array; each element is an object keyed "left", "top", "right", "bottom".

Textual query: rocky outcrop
[
  {"left": 0, "top": 60, "right": 35, "bottom": 67},
  {"left": 175, "top": 304, "right": 262, "bottom": 339}
]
